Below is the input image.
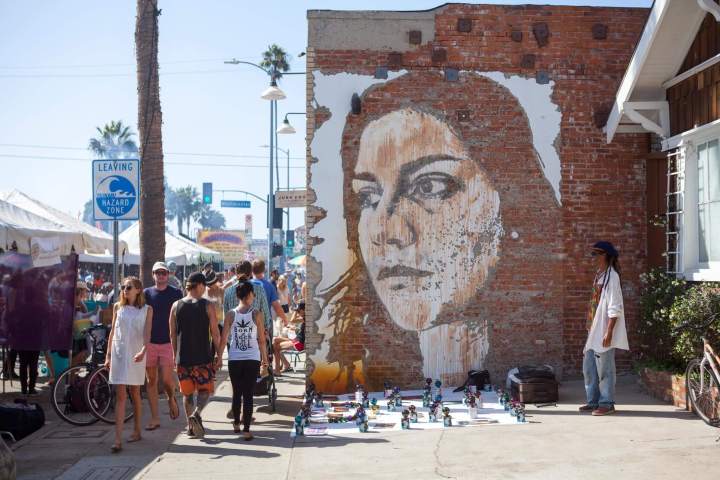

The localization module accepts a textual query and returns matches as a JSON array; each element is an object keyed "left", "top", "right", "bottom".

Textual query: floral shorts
[{"left": 177, "top": 363, "right": 215, "bottom": 396}]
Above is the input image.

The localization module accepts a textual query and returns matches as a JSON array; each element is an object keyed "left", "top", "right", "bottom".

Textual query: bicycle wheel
[
  {"left": 51, "top": 364, "right": 99, "bottom": 426},
  {"left": 85, "top": 367, "right": 134, "bottom": 425},
  {"left": 686, "top": 358, "right": 720, "bottom": 427}
]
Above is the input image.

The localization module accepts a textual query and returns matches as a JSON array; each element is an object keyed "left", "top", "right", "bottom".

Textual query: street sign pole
[
  {"left": 113, "top": 220, "right": 119, "bottom": 301},
  {"left": 92, "top": 157, "right": 140, "bottom": 299}
]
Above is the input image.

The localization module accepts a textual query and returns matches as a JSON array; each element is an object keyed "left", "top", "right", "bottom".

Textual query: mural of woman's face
[{"left": 352, "top": 109, "right": 501, "bottom": 332}]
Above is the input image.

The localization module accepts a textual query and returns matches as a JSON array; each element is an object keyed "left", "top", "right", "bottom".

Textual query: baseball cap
[
  {"left": 152, "top": 261, "right": 169, "bottom": 273},
  {"left": 186, "top": 272, "right": 206, "bottom": 286},
  {"left": 76, "top": 281, "right": 90, "bottom": 291},
  {"left": 591, "top": 241, "right": 619, "bottom": 258}
]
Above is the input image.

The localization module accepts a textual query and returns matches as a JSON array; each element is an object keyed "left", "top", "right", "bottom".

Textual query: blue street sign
[
  {"left": 92, "top": 159, "right": 140, "bottom": 221},
  {"left": 221, "top": 200, "right": 251, "bottom": 208}
]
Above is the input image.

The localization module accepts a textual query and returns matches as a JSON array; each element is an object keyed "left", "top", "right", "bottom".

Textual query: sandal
[
  {"left": 168, "top": 395, "right": 180, "bottom": 420},
  {"left": 145, "top": 423, "right": 160, "bottom": 431},
  {"left": 127, "top": 434, "right": 142, "bottom": 443},
  {"left": 111, "top": 444, "right": 122, "bottom": 454}
]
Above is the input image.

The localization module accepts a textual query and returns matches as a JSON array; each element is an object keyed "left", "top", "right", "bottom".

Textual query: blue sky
[{"left": 0, "top": 0, "right": 652, "bottom": 238}]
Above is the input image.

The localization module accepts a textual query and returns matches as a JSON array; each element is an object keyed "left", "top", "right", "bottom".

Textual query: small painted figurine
[
  {"left": 384, "top": 381, "right": 393, "bottom": 399},
  {"left": 429, "top": 401, "right": 440, "bottom": 422},
  {"left": 294, "top": 414, "right": 305, "bottom": 436},
  {"left": 393, "top": 386, "right": 402, "bottom": 406},
  {"left": 442, "top": 407, "right": 452, "bottom": 427},
  {"left": 355, "top": 384, "right": 364, "bottom": 405},
  {"left": 408, "top": 404, "right": 418, "bottom": 423},
  {"left": 314, "top": 391, "right": 324, "bottom": 408},
  {"left": 362, "top": 390, "right": 370, "bottom": 408},
  {"left": 387, "top": 396, "right": 396, "bottom": 412},
  {"left": 433, "top": 379, "right": 442, "bottom": 400},
  {"left": 401, "top": 409, "right": 410, "bottom": 430}
]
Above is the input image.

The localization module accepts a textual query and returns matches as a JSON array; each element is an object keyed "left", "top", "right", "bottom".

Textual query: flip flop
[
  {"left": 111, "top": 444, "right": 122, "bottom": 454},
  {"left": 168, "top": 395, "right": 180, "bottom": 420},
  {"left": 145, "top": 424, "right": 160, "bottom": 431},
  {"left": 127, "top": 435, "right": 142, "bottom": 443}
]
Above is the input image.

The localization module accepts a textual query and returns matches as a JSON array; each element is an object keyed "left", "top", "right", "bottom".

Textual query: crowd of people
[{"left": 0, "top": 256, "right": 306, "bottom": 452}]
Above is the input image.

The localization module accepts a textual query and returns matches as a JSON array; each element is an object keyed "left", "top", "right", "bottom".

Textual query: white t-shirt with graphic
[{"left": 227, "top": 306, "right": 260, "bottom": 362}]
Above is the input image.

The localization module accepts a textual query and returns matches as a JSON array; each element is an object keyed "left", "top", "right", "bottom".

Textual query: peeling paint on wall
[{"left": 477, "top": 72, "right": 562, "bottom": 205}]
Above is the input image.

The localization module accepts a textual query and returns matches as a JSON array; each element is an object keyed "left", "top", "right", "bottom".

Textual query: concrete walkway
[{"left": 9, "top": 370, "right": 720, "bottom": 480}]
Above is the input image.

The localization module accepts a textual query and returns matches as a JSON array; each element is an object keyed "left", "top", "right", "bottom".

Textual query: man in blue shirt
[
  {"left": 143, "top": 261, "right": 183, "bottom": 430},
  {"left": 252, "top": 260, "right": 287, "bottom": 329}
]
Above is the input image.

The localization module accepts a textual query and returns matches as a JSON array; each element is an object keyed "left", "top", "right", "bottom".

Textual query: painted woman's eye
[
  {"left": 357, "top": 187, "right": 382, "bottom": 210},
  {"left": 408, "top": 173, "right": 460, "bottom": 201}
]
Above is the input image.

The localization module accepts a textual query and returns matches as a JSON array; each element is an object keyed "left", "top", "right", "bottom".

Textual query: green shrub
[
  {"left": 638, "top": 268, "right": 687, "bottom": 370},
  {"left": 668, "top": 282, "right": 720, "bottom": 364}
]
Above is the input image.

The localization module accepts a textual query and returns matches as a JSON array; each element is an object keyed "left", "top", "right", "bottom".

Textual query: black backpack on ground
[
  {"left": 453, "top": 369, "right": 491, "bottom": 392},
  {"left": 0, "top": 399, "right": 45, "bottom": 441}
]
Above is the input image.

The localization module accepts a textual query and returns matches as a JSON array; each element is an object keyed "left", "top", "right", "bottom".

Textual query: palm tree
[
  {"left": 168, "top": 186, "right": 199, "bottom": 236},
  {"left": 88, "top": 121, "right": 138, "bottom": 159},
  {"left": 135, "top": 0, "right": 166, "bottom": 285},
  {"left": 260, "top": 44, "right": 290, "bottom": 79},
  {"left": 195, "top": 203, "right": 226, "bottom": 230}
]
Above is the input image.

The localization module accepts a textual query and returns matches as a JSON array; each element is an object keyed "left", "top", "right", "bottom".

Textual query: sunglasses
[
  {"left": 121, "top": 285, "right": 135, "bottom": 291},
  {"left": 590, "top": 251, "right": 605, "bottom": 257},
  {"left": 153, "top": 270, "right": 168, "bottom": 276}
]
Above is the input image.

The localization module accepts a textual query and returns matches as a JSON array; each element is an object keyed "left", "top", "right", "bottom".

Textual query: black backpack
[{"left": 453, "top": 370, "right": 491, "bottom": 392}]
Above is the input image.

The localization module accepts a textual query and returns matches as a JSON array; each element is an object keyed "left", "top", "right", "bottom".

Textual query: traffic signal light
[
  {"left": 286, "top": 230, "right": 295, "bottom": 248},
  {"left": 202, "top": 182, "right": 212, "bottom": 204}
]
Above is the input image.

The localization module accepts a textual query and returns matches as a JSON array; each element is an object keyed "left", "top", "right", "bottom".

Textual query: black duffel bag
[{"left": 0, "top": 399, "right": 45, "bottom": 441}]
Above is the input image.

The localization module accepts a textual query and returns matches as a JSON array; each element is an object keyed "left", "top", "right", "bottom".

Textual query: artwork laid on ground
[{"left": 308, "top": 70, "right": 563, "bottom": 393}]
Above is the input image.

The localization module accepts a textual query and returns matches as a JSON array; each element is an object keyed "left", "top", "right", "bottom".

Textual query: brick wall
[{"left": 306, "top": 3, "right": 650, "bottom": 393}]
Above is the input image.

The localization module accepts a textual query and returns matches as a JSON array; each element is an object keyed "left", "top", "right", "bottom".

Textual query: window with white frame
[
  {"left": 697, "top": 139, "right": 720, "bottom": 265},
  {"left": 674, "top": 131, "right": 720, "bottom": 281}
]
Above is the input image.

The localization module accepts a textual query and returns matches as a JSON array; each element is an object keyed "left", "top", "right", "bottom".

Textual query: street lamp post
[{"left": 224, "top": 58, "right": 286, "bottom": 271}]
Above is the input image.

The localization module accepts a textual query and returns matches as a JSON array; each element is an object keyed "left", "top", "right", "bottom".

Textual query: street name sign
[
  {"left": 92, "top": 159, "right": 140, "bottom": 221},
  {"left": 275, "top": 189, "right": 308, "bottom": 208},
  {"left": 221, "top": 200, "right": 251, "bottom": 208}
]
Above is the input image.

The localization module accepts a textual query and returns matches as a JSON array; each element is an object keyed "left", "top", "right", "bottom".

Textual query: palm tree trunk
[
  {"left": 177, "top": 214, "right": 182, "bottom": 236},
  {"left": 136, "top": 0, "right": 166, "bottom": 286}
]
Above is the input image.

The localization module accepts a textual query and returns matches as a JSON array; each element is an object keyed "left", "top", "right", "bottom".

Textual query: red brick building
[{"left": 304, "top": 3, "right": 650, "bottom": 394}]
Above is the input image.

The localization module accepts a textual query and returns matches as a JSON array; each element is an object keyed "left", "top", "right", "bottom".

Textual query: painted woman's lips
[{"left": 377, "top": 265, "right": 433, "bottom": 280}]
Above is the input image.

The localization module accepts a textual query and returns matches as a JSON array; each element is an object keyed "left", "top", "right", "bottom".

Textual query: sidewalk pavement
[{"left": 8, "top": 368, "right": 720, "bottom": 480}]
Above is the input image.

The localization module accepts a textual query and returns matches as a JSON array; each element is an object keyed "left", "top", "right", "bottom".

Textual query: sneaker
[
  {"left": 185, "top": 425, "right": 196, "bottom": 438},
  {"left": 189, "top": 414, "right": 205, "bottom": 439},
  {"left": 592, "top": 406, "right": 616, "bottom": 416},
  {"left": 226, "top": 408, "right": 234, "bottom": 419},
  {"left": 578, "top": 404, "right": 596, "bottom": 412}
]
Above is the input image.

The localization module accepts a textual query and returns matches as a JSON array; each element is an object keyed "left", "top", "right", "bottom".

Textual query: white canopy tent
[
  {"left": 0, "top": 199, "right": 85, "bottom": 255},
  {"left": 0, "top": 189, "right": 126, "bottom": 255},
  {"left": 117, "top": 222, "right": 221, "bottom": 267}
]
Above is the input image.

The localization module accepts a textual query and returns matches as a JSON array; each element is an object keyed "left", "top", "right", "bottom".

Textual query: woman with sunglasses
[{"left": 104, "top": 277, "right": 153, "bottom": 453}]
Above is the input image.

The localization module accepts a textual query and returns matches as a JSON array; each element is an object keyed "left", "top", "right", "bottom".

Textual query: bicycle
[
  {"left": 684, "top": 314, "right": 720, "bottom": 430},
  {"left": 51, "top": 324, "right": 134, "bottom": 426}
]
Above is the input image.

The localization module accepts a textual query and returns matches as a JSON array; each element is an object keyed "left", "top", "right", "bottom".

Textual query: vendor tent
[
  {"left": 0, "top": 189, "right": 124, "bottom": 254},
  {"left": 0, "top": 199, "right": 85, "bottom": 255},
  {"left": 119, "top": 222, "right": 221, "bottom": 266}
]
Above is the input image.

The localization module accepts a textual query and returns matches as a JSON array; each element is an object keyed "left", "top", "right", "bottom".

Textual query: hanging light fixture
[
  {"left": 261, "top": 79, "right": 286, "bottom": 101},
  {"left": 277, "top": 118, "right": 296, "bottom": 134}
]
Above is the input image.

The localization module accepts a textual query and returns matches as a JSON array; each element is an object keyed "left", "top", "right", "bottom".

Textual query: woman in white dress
[{"left": 104, "top": 277, "right": 153, "bottom": 453}]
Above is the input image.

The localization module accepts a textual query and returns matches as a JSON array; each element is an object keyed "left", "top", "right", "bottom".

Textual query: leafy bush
[
  {"left": 668, "top": 283, "right": 720, "bottom": 364},
  {"left": 638, "top": 268, "right": 687, "bottom": 370}
]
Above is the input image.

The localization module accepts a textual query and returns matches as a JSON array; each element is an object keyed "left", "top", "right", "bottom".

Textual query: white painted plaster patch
[
  {"left": 477, "top": 71, "right": 562, "bottom": 205},
  {"left": 309, "top": 70, "right": 407, "bottom": 295}
]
